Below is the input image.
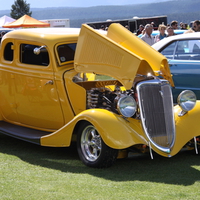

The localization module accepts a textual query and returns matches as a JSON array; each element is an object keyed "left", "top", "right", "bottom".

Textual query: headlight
[
  {"left": 117, "top": 96, "right": 137, "bottom": 118},
  {"left": 177, "top": 90, "right": 196, "bottom": 114}
]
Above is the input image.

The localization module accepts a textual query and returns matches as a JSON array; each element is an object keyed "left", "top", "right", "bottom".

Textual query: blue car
[{"left": 152, "top": 32, "right": 200, "bottom": 102}]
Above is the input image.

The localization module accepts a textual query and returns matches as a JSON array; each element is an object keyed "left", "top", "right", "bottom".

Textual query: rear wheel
[{"left": 77, "top": 122, "right": 118, "bottom": 168}]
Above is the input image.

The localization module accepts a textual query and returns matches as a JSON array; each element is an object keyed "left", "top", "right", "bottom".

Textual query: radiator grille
[{"left": 137, "top": 79, "right": 175, "bottom": 149}]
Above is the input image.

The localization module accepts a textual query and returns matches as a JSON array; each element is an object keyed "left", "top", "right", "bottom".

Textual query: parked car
[
  {"left": 152, "top": 32, "right": 200, "bottom": 102},
  {"left": 0, "top": 28, "right": 13, "bottom": 42},
  {"left": 0, "top": 28, "right": 12, "bottom": 34},
  {"left": 0, "top": 24, "right": 200, "bottom": 168}
]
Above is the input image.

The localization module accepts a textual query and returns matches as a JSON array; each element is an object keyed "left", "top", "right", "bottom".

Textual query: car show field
[
  {"left": 1, "top": 0, "right": 200, "bottom": 199},
  {"left": 0, "top": 23, "right": 199, "bottom": 168},
  {"left": 1, "top": 132, "right": 200, "bottom": 199}
]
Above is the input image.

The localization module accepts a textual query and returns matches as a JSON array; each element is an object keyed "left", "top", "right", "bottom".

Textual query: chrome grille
[{"left": 137, "top": 79, "right": 175, "bottom": 152}]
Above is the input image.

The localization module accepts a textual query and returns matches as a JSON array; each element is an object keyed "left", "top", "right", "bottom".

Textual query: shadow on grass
[{"left": 0, "top": 133, "right": 200, "bottom": 185}]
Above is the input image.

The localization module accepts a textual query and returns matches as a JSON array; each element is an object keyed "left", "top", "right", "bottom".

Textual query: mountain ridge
[{"left": 0, "top": 0, "right": 199, "bottom": 28}]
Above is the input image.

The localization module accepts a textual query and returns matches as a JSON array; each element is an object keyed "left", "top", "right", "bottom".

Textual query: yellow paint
[
  {"left": 74, "top": 24, "right": 174, "bottom": 89},
  {"left": 0, "top": 26, "right": 199, "bottom": 160},
  {"left": 41, "top": 109, "right": 148, "bottom": 148},
  {"left": 107, "top": 23, "right": 174, "bottom": 86}
]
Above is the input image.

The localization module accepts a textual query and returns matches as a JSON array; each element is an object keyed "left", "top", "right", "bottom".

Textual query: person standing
[
  {"left": 166, "top": 26, "right": 176, "bottom": 37},
  {"left": 136, "top": 24, "right": 144, "bottom": 35},
  {"left": 151, "top": 22, "right": 156, "bottom": 30},
  {"left": 193, "top": 20, "right": 200, "bottom": 32},
  {"left": 170, "top": 20, "right": 178, "bottom": 29},
  {"left": 141, "top": 24, "right": 155, "bottom": 46},
  {"left": 154, "top": 24, "right": 167, "bottom": 42}
]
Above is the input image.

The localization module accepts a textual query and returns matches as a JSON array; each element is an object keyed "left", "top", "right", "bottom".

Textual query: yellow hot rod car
[{"left": 0, "top": 23, "right": 199, "bottom": 168}]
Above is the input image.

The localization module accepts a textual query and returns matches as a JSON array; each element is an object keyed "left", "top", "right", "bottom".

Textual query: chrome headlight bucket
[
  {"left": 117, "top": 96, "right": 137, "bottom": 118},
  {"left": 177, "top": 90, "right": 196, "bottom": 116}
]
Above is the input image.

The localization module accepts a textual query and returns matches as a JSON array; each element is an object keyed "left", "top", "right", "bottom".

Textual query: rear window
[{"left": 4, "top": 42, "right": 14, "bottom": 61}]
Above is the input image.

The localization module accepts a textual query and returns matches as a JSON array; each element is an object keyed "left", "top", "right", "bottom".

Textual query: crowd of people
[
  {"left": 138, "top": 20, "right": 200, "bottom": 46},
  {"left": 98, "top": 20, "right": 200, "bottom": 46}
]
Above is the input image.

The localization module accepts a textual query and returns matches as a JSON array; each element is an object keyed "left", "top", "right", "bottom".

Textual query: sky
[{"left": 1, "top": 0, "right": 163, "bottom": 11}]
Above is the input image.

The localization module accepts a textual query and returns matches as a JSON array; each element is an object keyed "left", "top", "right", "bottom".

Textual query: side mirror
[{"left": 34, "top": 45, "right": 47, "bottom": 55}]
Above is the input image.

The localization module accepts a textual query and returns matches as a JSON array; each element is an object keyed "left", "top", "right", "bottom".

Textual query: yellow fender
[
  {"left": 40, "top": 109, "right": 148, "bottom": 149},
  {"left": 170, "top": 101, "right": 200, "bottom": 156},
  {"left": 41, "top": 102, "right": 200, "bottom": 154}
]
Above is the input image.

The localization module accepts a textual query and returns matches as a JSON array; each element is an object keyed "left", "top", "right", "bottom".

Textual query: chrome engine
[{"left": 86, "top": 87, "right": 132, "bottom": 111}]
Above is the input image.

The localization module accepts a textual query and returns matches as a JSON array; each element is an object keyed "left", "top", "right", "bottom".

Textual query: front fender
[
  {"left": 74, "top": 109, "right": 148, "bottom": 149},
  {"left": 41, "top": 109, "right": 147, "bottom": 149},
  {"left": 170, "top": 101, "right": 200, "bottom": 156}
]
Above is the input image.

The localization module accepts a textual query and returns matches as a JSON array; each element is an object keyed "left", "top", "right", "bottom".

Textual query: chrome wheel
[
  {"left": 81, "top": 125, "right": 102, "bottom": 162},
  {"left": 77, "top": 122, "right": 118, "bottom": 168}
]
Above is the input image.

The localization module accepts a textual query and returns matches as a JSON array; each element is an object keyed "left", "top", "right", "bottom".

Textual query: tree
[{"left": 10, "top": 0, "right": 32, "bottom": 19}]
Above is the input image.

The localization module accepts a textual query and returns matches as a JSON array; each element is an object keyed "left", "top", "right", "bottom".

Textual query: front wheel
[{"left": 77, "top": 122, "right": 118, "bottom": 168}]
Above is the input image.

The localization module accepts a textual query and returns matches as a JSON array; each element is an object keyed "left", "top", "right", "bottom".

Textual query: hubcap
[{"left": 81, "top": 125, "right": 102, "bottom": 162}]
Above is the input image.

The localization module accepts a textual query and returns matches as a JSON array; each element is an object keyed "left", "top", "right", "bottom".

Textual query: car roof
[
  {"left": 3, "top": 28, "right": 81, "bottom": 45},
  {"left": 0, "top": 28, "right": 13, "bottom": 31},
  {"left": 0, "top": 28, "right": 13, "bottom": 33},
  {"left": 3, "top": 27, "right": 107, "bottom": 46},
  {"left": 152, "top": 32, "right": 200, "bottom": 50}
]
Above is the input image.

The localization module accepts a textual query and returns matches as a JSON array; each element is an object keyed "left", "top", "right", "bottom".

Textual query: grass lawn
[{"left": 0, "top": 133, "right": 200, "bottom": 200}]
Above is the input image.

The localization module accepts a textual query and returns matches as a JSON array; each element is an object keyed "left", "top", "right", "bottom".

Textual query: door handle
[
  {"left": 169, "top": 64, "right": 177, "bottom": 67},
  {"left": 45, "top": 80, "right": 53, "bottom": 85}
]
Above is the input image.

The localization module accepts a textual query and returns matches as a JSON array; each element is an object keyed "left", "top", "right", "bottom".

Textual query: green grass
[{"left": 0, "top": 133, "right": 200, "bottom": 200}]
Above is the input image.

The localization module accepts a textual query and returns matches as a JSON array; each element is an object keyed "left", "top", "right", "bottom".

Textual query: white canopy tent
[{"left": 0, "top": 15, "right": 15, "bottom": 28}]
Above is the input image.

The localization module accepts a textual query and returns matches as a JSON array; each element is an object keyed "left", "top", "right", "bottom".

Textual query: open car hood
[{"left": 74, "top": 23, "right": 174, "bottom": 89}]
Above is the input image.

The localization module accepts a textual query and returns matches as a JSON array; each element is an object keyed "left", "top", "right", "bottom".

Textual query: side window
[
  {"left": 4, "top": 42, "right": 14, "bottom": 61},
  {"left": 160, "top": 42, "right": 177, "bottom": 59},
  {"left": 57, "top": 43, "right": 76, "bottom": 63},
  {"left": 20, "top": 44, "right": 50, "bottom": 66},
  {"left": 174, "top": 40, "right": 189, "bottom": 60},
  {"left": 188, "top": 40, "right": 200, "bottom": 60},
  {"left": 175, "top": 40, "right": 200, "bottom": 60}
]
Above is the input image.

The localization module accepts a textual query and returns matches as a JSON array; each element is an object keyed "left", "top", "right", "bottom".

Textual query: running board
[{"left": 0, "top": 121, "right": 52, "bottom": 145}]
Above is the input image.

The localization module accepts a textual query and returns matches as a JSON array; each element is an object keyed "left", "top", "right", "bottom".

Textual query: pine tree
[{"left": 10, "top": 0, "right": 32, "bottom": 19}]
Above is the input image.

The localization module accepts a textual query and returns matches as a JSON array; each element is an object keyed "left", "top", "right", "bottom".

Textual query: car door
[
  {"left": 160, "top": 39, "right": 200, "bottom": 101},
  {"left": 15, "top": 43, "right": 65, "bottom": 130},
  {"left": 0, "top": 41, "right": 64, "bottom": 130}
]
